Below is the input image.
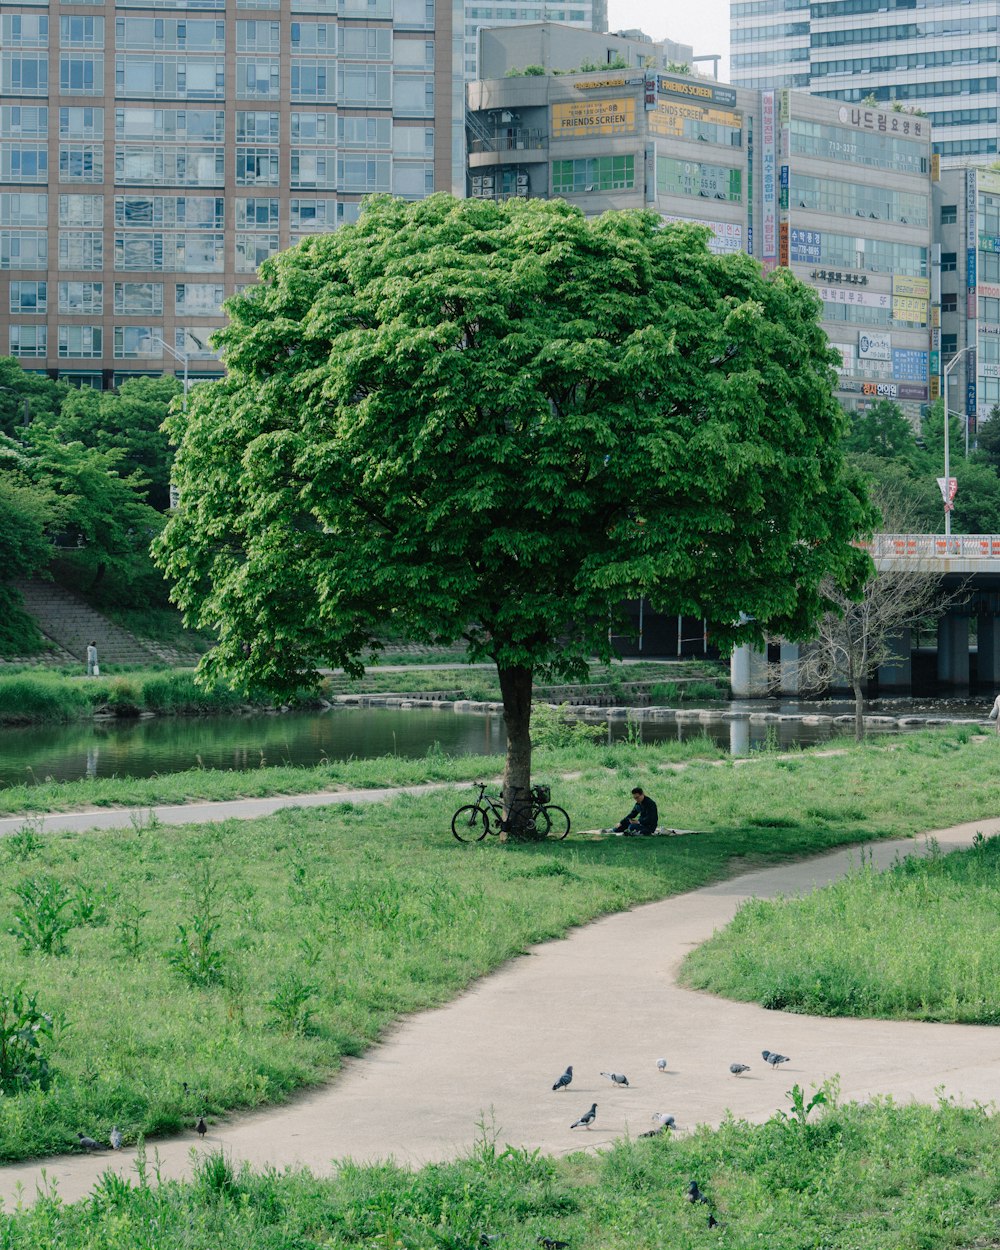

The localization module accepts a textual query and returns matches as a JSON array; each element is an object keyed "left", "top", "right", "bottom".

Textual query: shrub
[{"left": 0, "top": 983, "right": 55, "bottom": 1093}]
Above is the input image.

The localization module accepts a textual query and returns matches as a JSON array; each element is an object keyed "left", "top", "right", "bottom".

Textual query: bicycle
[{"left": 451, "top": 782, "right": 571, "bottom": 842}]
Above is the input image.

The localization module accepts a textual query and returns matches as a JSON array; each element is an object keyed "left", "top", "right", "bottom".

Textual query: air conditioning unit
[{"left": 500, "top": 110, "right": 514, "bottom": 122}]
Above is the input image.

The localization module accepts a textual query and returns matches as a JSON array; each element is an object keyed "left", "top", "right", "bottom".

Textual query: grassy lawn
[
  {"left": 681, "top": 829, "right": 1000, "bottom": 1023},
  {"left": 2, "top": 1097, "right": 999, "bottom": 1248},
  {"left": 0, "top": 730, "right": 996, "bottom": 1162}
]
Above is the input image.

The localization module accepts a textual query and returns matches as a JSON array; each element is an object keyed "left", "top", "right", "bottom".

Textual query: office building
[
  {"left": 0, "top": 0, "right": 465, "bottom": 387},
  {"left": 468, "top": 28, "right": 933, "bottom": 421},
  {"left": 730, "top": 0, "right": 997, "bottom": 167}
]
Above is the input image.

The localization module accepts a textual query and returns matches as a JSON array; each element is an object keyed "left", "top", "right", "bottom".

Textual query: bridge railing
[{"left": 864, "top": 533, "right": 1000, "bottom": 560}]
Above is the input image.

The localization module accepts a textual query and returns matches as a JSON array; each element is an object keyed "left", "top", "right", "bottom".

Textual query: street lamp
[
  {"left": 155, "top": 336, "right": 190, "bottom": 510},
  {"left": 943, "top": 344, "right": 975, "bottom": 538}
]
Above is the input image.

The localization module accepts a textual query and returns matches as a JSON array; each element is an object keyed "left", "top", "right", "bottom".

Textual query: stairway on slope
[{"left": 14, "top": 580, "right": 198, "bottom": 666}]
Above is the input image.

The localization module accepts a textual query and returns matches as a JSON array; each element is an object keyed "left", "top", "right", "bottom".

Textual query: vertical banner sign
[
  {"left": 762, "top": 91, "right": 777, "bottom": 271},
  {"left": 967, "top": 168, "right": 978, "bottom": 320},
  {"left": 644, "top": 142, "right": 656, "bottom": 205},
  {"left": 746, "top": 114, "right": 753, "bottom": 256},
  {"left": 644, "top": 73, "right": 656, "bottom": 111},
  {"left": 967, "top": 348, "right": 977, "bottom": 417},
  {"left": 779, "top": 164, "right": 788, "bottom": 211}
]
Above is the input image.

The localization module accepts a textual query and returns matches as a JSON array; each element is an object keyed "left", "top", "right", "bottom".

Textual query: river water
[{"left": 0, "top": 698, "right": 992, "bottom": 789}]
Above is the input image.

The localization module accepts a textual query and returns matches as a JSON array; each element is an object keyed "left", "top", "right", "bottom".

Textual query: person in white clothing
[
  {"left": 86, "top": 640, "right": 98, "bottom": 677},
  {"left": 989, "top": 693, "right": 1000, "bottom": 733}
]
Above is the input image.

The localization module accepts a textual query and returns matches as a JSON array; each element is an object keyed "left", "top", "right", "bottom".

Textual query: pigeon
[
  {"left": 570, "top": 1103, "right": 597, "bottom": 1130},
  {"left": 708, "top": 1213, "right": 719, "bottom": 1229},
  {"left": 762, "top": 1050, "right": 789, "bottom": 1068},
  {"left": 478, "top": 1237, "right": 500, "bottom": 1248},
  {"left": 639, "top": 1126, "right": 667, "bottom": 1138},
  {"left": 656, "top": 1058, "right": 668, "bottom": 1072},
  {"left": 686, "top": 1180, "right": 709, "bottom": 1206},
  {"left": 730, "top": 1063, "right": 751, "bottom": 1077},
  {"left": 552, "top": 1065, "right": 573, "bottom": 1092},
  {"left": 600, "top": 1071, "right": 629, "bottom": 1087},
  {"left": 110, "top": 1126, "right": 123, "bottom": 1150},
  {"left": 77, "top": 1133, "right": 100, "bottom": 1152},
  {"left": 652, "top": 1112, "right": 676, "bottom": 1128},
  {"left": 537, "top": 1241, "right": 569, "bottom": 1250},
  {"left": 196, "top": 1116, "right": 207, "bottom": 1138}
]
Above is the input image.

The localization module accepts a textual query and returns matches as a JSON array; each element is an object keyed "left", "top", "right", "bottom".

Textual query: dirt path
[{"left": 2, "top": 814, "right": 998, "bottom": 1209}]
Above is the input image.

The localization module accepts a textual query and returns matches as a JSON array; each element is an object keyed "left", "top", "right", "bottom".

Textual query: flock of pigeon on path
[
  {"left": 550, "top": 1051, "right": 792, "bottom": 1233},
  {"left": 70, "top": 1050, "right": 792, "bottom": 1242}
]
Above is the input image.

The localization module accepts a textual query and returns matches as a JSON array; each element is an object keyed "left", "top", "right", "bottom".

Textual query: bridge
[{"left": 732, "top": 533, "right": 1000, "bottom": 696}]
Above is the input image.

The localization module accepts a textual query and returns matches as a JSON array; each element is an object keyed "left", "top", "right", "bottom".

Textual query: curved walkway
[{"left": 2, "top": 816, "right": 1000, "bottom": 1208}]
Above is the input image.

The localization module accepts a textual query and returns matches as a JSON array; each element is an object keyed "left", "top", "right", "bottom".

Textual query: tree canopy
[{"left": 155, "top": 194, "right": 873, "bottom": 799}]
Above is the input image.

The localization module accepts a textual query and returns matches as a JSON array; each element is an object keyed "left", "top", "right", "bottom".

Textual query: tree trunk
[
  {"left": 497, "top": 663, "right": 533, "bottom": 840},
  {"left": 852, "top": 679, "right": 865, "bottom": 742}
]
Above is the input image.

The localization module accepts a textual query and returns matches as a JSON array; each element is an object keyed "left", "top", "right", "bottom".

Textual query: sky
[{"left": 606, "top": 0, "right": 731, "bottom": 80}]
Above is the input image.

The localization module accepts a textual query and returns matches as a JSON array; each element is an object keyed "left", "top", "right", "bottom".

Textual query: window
[
  {"left": 59, "top": 325, "right": 103, "bottom": 359},
  {"left": 116, "top": 107, "right": 223, "bottom": 141},
  {"left": 9, "top": 280, "right": 46, "bottom": 313},
  {"left": 1, "top": 54, "right": 48, "bottom": 95},
  {"left": 115, "top": 281, "right": 163, "bottom": 313},
  {"left": 393, "top": 125, "right": 433, "bottom": 156},
  {"left": 10, "top": 325, "right": 46, "bottom": 357},
  {"left": 392, "top": 74, "right": 434, "bottom": 116},
  {"left": 292, "top": 20, "right": 335, "bottom": 49},
  {"left": 236, "top": 57, "right": 279, "bottom": 98},
  {"left": 235, "top": 197, "right": 279, "bottom": 227},
  {"left": 115, "top": 19, "right": 225, "bottom": 51},
  {"left": 60, "top": 107, "right": 103, "bottom": 139},
  {"left": 114, "top": 326, "right": 158, "bottom": 358},
  {"left": 941, "top": 292, "right": 958, "bottom": 313},
  {"left": 59, "top": 230, "right": 103, "bottom": 268},
  {"left": 393, "top": 38, "right": 433, "bottom": 68},
  {"left": 293, "top": 149, "right": 338, "bottom": 188},
  {"left": 235, "top": 232, "right": 279, "bottom": 270},
  {"left": 59, "top": 195, "right": 103, "bottom": 226},
  {"left": 236, "top": 20, "right": 280, "bottom": 50},
  {"left": 552, "top": 154, "right": 636, "bottom": 194},
  {"left": 338, "top": 115, "right": 390, "bottom": 148},
  {"left": 60, "top": 55, "right": 104, "bottom": 94},
  {"left": 60, "top": 17, "right": 104, "bottom": 48},
  {"left": 59, "top": 281, "right": 103, "bottom": 313},
  {"left": 0, "top": 145, "right": 48, "bottom": 183},
  {"left": 115, "top": 146, "right": 225, "bottom": 186},
  {"left": 941, "top": 252, "right": 958, "bottom": 272},
  {"left": 114, "top": 195, "right": 224, "bottom": 228},
  {"left": 236, "top": 148, "right": 280, "bottom": 185},
  {"left": 289, "top": 197, "right": 335, "bottom": 230},
  {"left": 1, "top": 16, "right": 48, "bottom": 48},
  {"left": 942, "top": 334, "right": 958, "bottom": 355},
  {"left": 291, "top": 60, "right": 335, "bottom": 101},
  {"left": 115, "top": 55, "right": 225, "bottom": 99},
  {"left": 0, "top": 194, "right": 47, "bottom": 227},
  {"left": 940, "top": 205, "right": 958, "bottom": 225},
  {"left": 175, "top": 326, "right": 218, "bottom": 358},
  {"left": 59, "top": 145, "right": 104, "bottom": 183},
  {"left": 2, "top": 107, "right": 48, "bottom": 138},
  {"left": 175, "top": 281, "right": 223, "bottom": 312},
  {"left": 0, "top": 231, "right": 47, "bottom": 268},
  {"left": 236, "top": 110, "right": 280, "bottom": 141},
  {"left": 337, "top": 64, "right": 391, "bottom": 106},
  {"left": 791, "top": 171, "right": 926, "bottom": 227}
]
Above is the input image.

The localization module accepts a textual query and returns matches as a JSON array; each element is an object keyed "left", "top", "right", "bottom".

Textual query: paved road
[{"left": 1, "top": 814, "right": 997, "bottom": 1208}]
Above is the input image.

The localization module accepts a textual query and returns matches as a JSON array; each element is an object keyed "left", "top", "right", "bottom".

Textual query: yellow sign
[
  {"left": 893, "top": 295, "right": 928, "bottom": 325},
  {"left": 573, "top": 76, "right": 627, "bottom": 90},
  {"left": 892, "top": 276, "right": 930, "bottom": 299},
  {"left": 552, "top": 97, "right": 636, "bottom": 137},
  {"left": 931, "top": 152, "right": 940, "bottom": 181},
  {"left": 648, "top": 99, "right": 740, "bottom": 138},
  {"left": 930, "top": 375, "right": 940, "bottom": 400}
]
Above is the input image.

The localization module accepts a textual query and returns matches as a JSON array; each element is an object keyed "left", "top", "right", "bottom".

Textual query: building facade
[
  {"left": 0, "top": 0, "right": 464, "bottom": 387},
  {"left": 730, "top": 0, "right": 997, "bottom": 168},
  {"left": 468, "top": 33, "right": 933, "bottom": 421}
]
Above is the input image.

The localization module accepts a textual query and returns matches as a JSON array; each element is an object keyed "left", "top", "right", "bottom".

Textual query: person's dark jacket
[{"left": 616, "top": 795, "right": 658, "bottom": 835}]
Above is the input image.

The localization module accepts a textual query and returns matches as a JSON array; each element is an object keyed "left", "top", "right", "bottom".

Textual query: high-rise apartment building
[
  {"left": 731, "top": 0, "right": 998, "bottom": 167},
  {"left": 0, "top": 0, "right": 464, "bottom": 387}
]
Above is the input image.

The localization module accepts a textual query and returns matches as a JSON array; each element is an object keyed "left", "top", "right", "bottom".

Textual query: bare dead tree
[{"left": 794, "top": 488, "right": 966, "bottom": 740}]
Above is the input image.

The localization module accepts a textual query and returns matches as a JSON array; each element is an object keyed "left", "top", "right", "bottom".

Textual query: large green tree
[{"left": 155, "top": 195, "right": 872, "bottom": 805}]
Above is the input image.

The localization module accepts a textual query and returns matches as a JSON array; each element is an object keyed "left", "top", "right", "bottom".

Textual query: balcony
[{"left": 468, "top": 128, "right": 547, "bottom": 167}]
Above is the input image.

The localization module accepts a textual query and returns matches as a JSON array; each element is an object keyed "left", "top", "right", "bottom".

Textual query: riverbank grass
[
  {"left": 0, "top": 732, "right": 997, "bottom": 1162},
  {"left": 681, "top": 830, "right": 1000, "bottom": 1023},
  {"left": 3, "top": 1097, "right": 999, "bottom": 1249}
]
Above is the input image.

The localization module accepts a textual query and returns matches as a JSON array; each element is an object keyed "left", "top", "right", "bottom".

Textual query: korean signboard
[
  {"left": 761, "top": 90, "right": 777, "bottom": 269},
  {"left": 892, "top": 276, "right": 930, "bottom": 299},
  {"left": 552, "top": 98, "right": 635, "bottom": 137},
  {"left": 859, "top": 332, "right": 891, "bottom": 361},
  {"left": 661, "top": 215, "right": 743, "bottom": 254},
  {"left": 892, "top": 295, "right": 928, "bottom": 325},
  {"left": 836, "top": 105, "right": 926, "bottom": 140},
  {"left": 656, "top": 76, "right": 737, "bottom": 107},
  {"left": 648, "top": 99, "right": 741, "bottom": 139},
  {"left": 819, "top": 287, "right": 890, "bottom": 310},
  {"left": 892, "top": 348, "right": 928, "bottom": 382},
  {"left": 789, "top": 228, "right": 821, "bottom": 263}
]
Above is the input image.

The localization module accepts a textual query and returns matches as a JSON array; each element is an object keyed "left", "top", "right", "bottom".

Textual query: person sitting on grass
[{"left": 614, "top": 787, "right": 658, "bottom": 836}]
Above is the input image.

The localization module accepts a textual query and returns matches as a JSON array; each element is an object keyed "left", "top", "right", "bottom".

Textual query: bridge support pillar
[
  {"left": 779, "top": 642, "right": 800, "bottom": 695},
  {"left": 937, "top": 613, "right": 970, "bottom": 689},
  {"left": 731, "top": 643, "right": 769, "bottom": 697},
  {"left": 978, "top": 615, "right": 1000, "bottom": 688},
  {"left": 877, "top": 628, "right": 912, "bottom": 691}
]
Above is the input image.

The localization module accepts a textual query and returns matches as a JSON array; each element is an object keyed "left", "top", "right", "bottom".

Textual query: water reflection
[{"left": 0, "top": 699, "right": 987, "bottom": 790}]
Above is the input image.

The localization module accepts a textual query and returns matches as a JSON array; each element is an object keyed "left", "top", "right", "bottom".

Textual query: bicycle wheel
[
  {"left": 451, "top": 805, "right": 489, "bottom": 843},
  {"left": 541, "top": 805, "right": 571, "bottom": 839}
]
